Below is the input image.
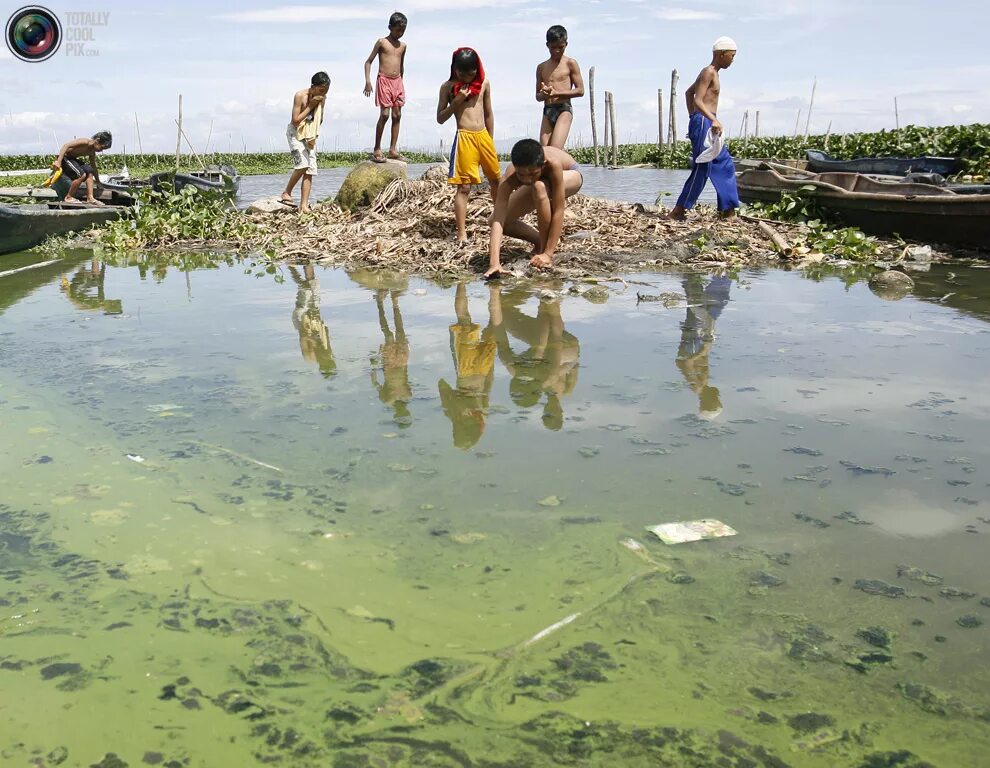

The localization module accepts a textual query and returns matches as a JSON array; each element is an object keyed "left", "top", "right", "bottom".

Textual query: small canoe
[
  {"left": 806, "top": 150, "right": 960, "bottom": 177},
  {"left": 0, "top": 203, "right": 122, "bottom": 256},
  {"left": 150, "top": 164, "right": 240, "bottom": 196},
  {"left": 737, "top": 166, "right": 990, "bottom": 249}
]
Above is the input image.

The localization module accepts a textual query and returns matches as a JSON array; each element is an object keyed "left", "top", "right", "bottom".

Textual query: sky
[{"left": 1, "top": 0, "right": 988, "bottom": 157}]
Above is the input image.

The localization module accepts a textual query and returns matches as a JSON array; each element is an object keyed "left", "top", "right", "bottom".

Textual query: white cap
[{"left": 713, "top": 36, "right": 737, "bottom": 52}]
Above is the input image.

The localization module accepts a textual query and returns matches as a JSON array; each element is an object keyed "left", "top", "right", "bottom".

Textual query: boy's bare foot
[
  {"left": 530, "top": 253, "right": 553, "bottom": 270},
  {"left": 372, "top": 151, "right": 386, "bottom": 163},
  {"left": 666, "top": 206, "right": 687, "bottom": 221},
  {"left": 718, "top": 208, "right": 738, "bottom": 220},
  {"left": 387, "top": 152, "right": 406, "bottom": 162},
  {"left": 299, "top": 205, "right": 311, "bottom": 214},
  {"left": 484, "top": 266, "right": 511, "bottom": 280}
]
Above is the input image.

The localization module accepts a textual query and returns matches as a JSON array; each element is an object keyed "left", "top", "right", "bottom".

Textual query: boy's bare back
[
  {"left": 373, "top": 36, "right": 405, "bottom": 77},
  {"left": 537, "top": 56, "right": 580, "bottom": 102}
]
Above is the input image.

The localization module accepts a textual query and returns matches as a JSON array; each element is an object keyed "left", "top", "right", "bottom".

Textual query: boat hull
[
  {"left": 0, "top": 204, "right": 122, "bottom": 256},
  {"left": 738, "top": 168, "right": 990, "bottom": 250},
  {"left": 806, "top": 150, "right": 960, "bottom": 177}
]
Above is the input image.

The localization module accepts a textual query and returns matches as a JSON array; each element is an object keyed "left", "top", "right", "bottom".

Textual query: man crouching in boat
[
  {"left": 668, "top": 37, "right": 740, "bottom": 221},
  {"left": 52, "top": 131, "right": 112, "bottom": 205}
]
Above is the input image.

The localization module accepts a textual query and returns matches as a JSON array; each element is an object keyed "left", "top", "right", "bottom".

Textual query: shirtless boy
[
  {"left": 486, "top": 140, "right": 583, "bottom": 278},
  {"left": 282, "top": 71, "right": 329, "bottom": 213},
  {"left": 536, "top": 25, "right": 584, "bottom": 149},
  {"left": 52, "top": 131, "right": 112, "bottom": 204},
  {"left": 669, "top": 36, "right": 740, "bottom": 220},
  {"left": 437, "top": 47, "right": 499, "bottom": 244},
  {"left": 364, "top": 12, "right": 408, "bottom": 162}
]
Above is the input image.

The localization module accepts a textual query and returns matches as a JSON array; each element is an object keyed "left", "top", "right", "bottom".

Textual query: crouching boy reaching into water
[
  {"left": 669, "top": 36, "right": 740, "bottom": 221},
  {"left": 437, "top": 47, "right": 500, "bottom": 244},
  {"left": 485, "top": 140, "right": 583, "bottom": 278},
  {"left": 52, "top": 131, "right": 112, "bottom": 205}
]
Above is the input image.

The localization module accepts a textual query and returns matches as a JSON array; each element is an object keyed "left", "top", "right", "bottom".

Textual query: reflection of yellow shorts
[
  {"left": 448, "top": 129, "right": 501, "bottom": 186},
  {"left": 450, "top": 323, "right": 496, "bottom": 378}
]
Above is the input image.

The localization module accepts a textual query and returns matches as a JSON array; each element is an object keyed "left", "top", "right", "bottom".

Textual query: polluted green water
[{"left": 1, "top": 253, "right": 989, "bottom": 767}]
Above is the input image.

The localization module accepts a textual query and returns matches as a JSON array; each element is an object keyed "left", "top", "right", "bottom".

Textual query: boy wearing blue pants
[{"left": 669, "top": 37, "right": 740, "bottom": 220}]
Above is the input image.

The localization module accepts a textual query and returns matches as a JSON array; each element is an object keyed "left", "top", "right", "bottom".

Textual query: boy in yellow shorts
[{"left": 437, "top": 47, "right": 500, "bottom": 243}]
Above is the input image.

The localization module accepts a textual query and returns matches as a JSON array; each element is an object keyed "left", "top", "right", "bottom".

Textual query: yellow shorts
[
  {"left": 448, "top": 129, "right": 501, "bottom": 186},
  {"left": 449, "top": 323, "right": 496, "bottom": 379}
]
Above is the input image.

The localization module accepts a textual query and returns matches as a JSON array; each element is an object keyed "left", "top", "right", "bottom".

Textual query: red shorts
[{"left": 376, "top": 73, "right": 406, "bottom": 108}]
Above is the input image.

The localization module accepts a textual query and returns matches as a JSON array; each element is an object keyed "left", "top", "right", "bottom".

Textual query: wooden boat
[
  {"left": 737, "top": 165, "right": 990, "bottom": 249},
  {"left": 0, "top": 203, "right": 123, "bottom": 256},
  {"left": 150, "top": 164, "right": 240, "bottom": 196},
  {"left": 806, "top": 150, "right": 959, "bottom": 177}
]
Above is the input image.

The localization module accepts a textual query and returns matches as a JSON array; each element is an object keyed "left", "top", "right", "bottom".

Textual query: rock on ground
[
  {"left": 246, "top": 196, "right": 298, "bottom": 214},
  {"left": 336, "top": 160, "right": 408, "bottom": 211},
  {"left": 869, "top": 269, "right": 915, "bottom": 301}
]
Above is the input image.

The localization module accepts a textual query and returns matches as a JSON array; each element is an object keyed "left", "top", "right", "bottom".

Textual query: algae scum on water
[{"left": 1, "top": 257, "right": 989, "bottom": 767}]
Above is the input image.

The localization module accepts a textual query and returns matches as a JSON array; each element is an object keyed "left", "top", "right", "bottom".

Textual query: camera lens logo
[{"left": 6, "top": 6, "right": 62, "bottom": 62}]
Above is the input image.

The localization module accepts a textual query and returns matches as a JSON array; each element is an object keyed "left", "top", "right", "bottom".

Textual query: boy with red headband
[{"left": 437, "top": 47, "right": 500, "bottom": 244}]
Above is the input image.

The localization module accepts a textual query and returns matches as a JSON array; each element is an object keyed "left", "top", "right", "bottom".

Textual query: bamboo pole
[
  {"left": 739, "top": 111, "right": 747, "bottom": 138},
  {"left": 894, "top": 96, "right": 900, "bottom": 130},
  {"left": 757, "top": 221, "right": 792, "bottom": 256},
  {"left": 793, "top": 109, "right": 801, "bottom": 137},
  {"left": 134, "top": 112, "right": 143, "bottom": 155},
  {"left": 602, "top": 91, "right": 610, "bottom": 166},
  {"left": 824, "top": 120, "right": 833, "bottom": 151},
  {"left": 667, "top": 69, "right": 678, "bottom": 145},
  {"left": 174, "top": 120, "right": 207, "bottom": 170},
  {"left": 589, "top": 66, "right": 600, "bottom": 167},
  {"left": 755, "top": 110, "right": 760, "bottom": 138},
  {"left": 175, "top": 95, "right": 182, "bottom": 170},
  {"left": 657, "top": 88, "right": 664, "bottom": 148},
  {"left": 608, "top": 92, "right": 618, "bottom": 166},
  {"left": 805, "top": 77, "right": 817, "bottom": 136},
  {"left": 205, "top": 119, "right": 214, "bottom": 156}
]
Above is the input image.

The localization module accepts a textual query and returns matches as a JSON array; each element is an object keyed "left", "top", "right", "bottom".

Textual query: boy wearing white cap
[{"left": 669, "top": 37, "right": 740, "bottom": 220}]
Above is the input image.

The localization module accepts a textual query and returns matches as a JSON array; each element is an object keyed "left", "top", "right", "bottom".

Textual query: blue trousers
[{"left": 675, "top": 113, "right": 740, "bottom": 211}]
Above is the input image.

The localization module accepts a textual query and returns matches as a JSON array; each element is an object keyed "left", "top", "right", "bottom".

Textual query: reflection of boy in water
[
  {"left": 676, "top": 274, "right": 731, "bottom": 419},
  {"left": 288, "top": 264, "right": 336, "bottom": 378},
  {"left": 371, "top": 289, "right": 413, "bottom": 427},
  {"left": 439, "top": 283, "right": 498, "bottom": 449},
  {"left": 59, "top": 258, "right": 122, "bottom": 314},
  {"left": 492, "top": 284, "right": 579, "bottom": 431}
]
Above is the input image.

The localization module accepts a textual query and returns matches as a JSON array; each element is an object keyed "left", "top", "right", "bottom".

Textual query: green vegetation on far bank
[
  {"left": 3, "top": 124, "right": 986, "bottom": 188},
  {"left": 0, "top": 150, "right": 446, "bottom": 186}
]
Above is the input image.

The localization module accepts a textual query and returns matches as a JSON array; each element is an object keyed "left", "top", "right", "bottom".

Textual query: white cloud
[
  {"left": 218, "top": 5, "right": 380, "bottom": 23},
  {"left": 654, "top": 8, "right": 723, "bottom": 21},
  {"left": 953, "top": 104, "right": 973, "bottom": 114},
  {"left": 219, "top": 0, "right": 523, "bottom": 23}
]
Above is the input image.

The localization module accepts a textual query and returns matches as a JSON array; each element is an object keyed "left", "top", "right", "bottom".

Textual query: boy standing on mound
[
  {"left": 669, "top": 36, "right": 740, "bottom": 220},
  {"left": 282, "top": 71, "right": 329, "bottom": 213},
  {"left": 437, "top": 47, "right": 500, "bottom": 244},
  {"left": 486, "top": 139, "right": 583, "bottom": 278},
  {"left": 364, "top": 12, "right": 408, "bottom": 162},
  {"left": 536, "top": 25, "right": 584, "bottom": 149}
]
